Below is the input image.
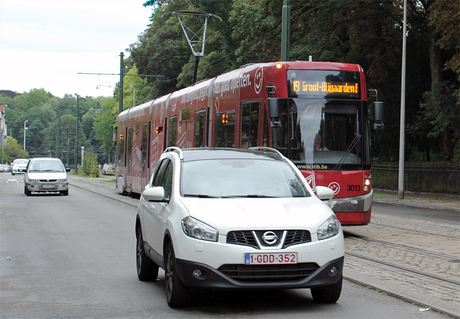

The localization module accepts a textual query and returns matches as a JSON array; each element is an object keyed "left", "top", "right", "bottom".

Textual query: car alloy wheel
[
  {"left": 136, "top": 227, "right": 158, "bottom": 281},
  {"left": 164, "top": 242, "right": 190, "bottom": 308}
]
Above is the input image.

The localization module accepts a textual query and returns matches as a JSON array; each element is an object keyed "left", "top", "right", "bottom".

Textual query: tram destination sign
[{"left": 288, "top": 70, "right": 361, "bottom": 99}]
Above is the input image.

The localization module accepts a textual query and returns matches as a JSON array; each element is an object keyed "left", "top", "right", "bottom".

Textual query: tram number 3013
[{"left": 347, "top": 185, "right": 361, "bottom": 192}]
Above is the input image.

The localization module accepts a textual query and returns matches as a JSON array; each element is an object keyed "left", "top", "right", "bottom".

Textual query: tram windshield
[{"left": 271, "top": 99, "right": 370, "bottom": 170}]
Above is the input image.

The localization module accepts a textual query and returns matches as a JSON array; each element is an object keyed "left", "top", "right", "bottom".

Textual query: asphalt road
[{"left": 0, "top": 173, "right": 449, "bottom": 318}]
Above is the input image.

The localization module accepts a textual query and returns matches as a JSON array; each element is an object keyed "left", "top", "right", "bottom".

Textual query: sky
[{"left": 0, "top": 0, "right": 154, "bottom": 98}]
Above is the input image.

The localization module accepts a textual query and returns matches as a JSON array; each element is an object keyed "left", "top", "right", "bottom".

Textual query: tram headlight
[
  {"left": 317, "top": 215, "right": 341, "bottom": 240},
  {"left": 364, "top": 173, "right": 372, "bottom": 193}
]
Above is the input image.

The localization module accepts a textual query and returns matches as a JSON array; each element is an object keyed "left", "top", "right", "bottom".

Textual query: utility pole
[
  {"left": 56, "top": 112, "right": 60, "bottom": 159},
  {"left": 281, "top": 0, "right": 290, "bottom": 61},
  {"left": 119, "top": 52, "right": 124, "bottom": 114},
  {"left": 130, "top": 85, "right": 136, "bottom": 108},
  {"left": 75, "top": 94, "right": 80, "bottom": 173},
  {"left": 23, "top": 120, "right": 28, "bottom": 151},
  {"left": 398, "top": 0, "right": 407, "bottom": 199}
]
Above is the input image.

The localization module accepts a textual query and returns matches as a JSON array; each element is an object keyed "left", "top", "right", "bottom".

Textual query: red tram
[{"left": 116, "top": 61, "right": 383, "bottom": 225}]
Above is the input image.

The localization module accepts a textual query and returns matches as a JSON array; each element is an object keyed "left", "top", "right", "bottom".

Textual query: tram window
[
  {"left": 241, "top": 102, "right": 259, "bottom": 148},
  {"left": 141, "top": 123, "right": 149, "bottom": 173},
  {"left": 195, "top": 109, "right": 206, "bottom": 147},
  {"left": 169, "top": 116, "right": 177, "bottom": 146},
  {"left": 181, "top": 108, "right": 190, "bottom": 122},
  {"left": 127, "top": 127, "right": 133, "bottom": 171},
  {"left": 215, "top": 112, "right": 235, "bottom": 147}
]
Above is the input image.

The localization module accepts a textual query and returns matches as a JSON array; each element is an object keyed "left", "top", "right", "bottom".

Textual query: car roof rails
[
  {"left": 248, "top": 147, "right": 284, "bottom": 160},
  {"left": 164, "top": 147, "right": 184, "bottom": 160}
]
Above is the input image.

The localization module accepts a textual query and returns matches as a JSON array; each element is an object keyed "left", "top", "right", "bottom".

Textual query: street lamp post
[
  {"left": 130, "top": 85, "right": 136, "bottom": 108},
  {"left": 75, "top": 94, "right": 80, "bottom": 173},
  {"left": 24, "top": 120, "right": 28, "bottom": 151}
]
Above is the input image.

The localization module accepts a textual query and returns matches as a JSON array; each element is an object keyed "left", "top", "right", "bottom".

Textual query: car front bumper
[
  {"left": 26, "top": 182, "right": 69, "bottom": 192},
  {"left": 175, "top": 256, "right": 344, "bottom": 290}
]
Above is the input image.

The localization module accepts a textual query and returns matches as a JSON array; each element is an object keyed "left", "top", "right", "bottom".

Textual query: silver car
[
  {"left": 24, "top": 158, "right": 70, "bottom": 196},
  {"left": 11, "top": 158, "right": 29, "bottom": 175}
]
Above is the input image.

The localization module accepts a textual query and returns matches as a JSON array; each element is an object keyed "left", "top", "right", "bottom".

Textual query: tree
[
  {"left": 93, "top": 97, "right": 118, "bottom": 161},
  {"left": 1, "top": 136, "right": 29, "bottom": 162}
]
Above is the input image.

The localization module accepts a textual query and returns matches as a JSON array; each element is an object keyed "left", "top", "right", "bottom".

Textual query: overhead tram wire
[
  {"left": 86, "top": 3, "right": 329, "bottom": 90},
  {"left": 77, "top": 72, "right": 164, "bottom": 78}
]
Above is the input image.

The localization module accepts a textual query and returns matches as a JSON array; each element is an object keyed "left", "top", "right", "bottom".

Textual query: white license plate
[
  {"left": 244, "top": 252, "right": 297, "bottom": 265},
  {"left": 42, "top": 185, "right": 56, "bottom": 189}
]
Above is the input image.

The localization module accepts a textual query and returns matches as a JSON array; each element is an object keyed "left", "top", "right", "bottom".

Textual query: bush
[{"left": 82, "top": 152, "right": 99, "bottom": 177}]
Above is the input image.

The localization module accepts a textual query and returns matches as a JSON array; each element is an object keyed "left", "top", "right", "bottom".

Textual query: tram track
[
  {"left": 343, "top": 230, "right": 460, "bottom": 293},
  {"left": 345, "top": 251, "right": 460, "bottom": 287},
  {"left": 344, "top": 232, "right": 460, "bottom": 261},
  {"left": 371, "top": 221, "right": 460, "bottom": 240}
]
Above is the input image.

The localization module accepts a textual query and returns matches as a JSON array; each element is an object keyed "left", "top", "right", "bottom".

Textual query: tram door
[{"left": 240, "top": 101, "right": 260, "bottom": 148}]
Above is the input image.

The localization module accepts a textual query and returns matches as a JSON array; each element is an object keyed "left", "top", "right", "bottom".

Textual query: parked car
[
  {"left": 102, "top": 163, "right": 115, "bottom": 175},
  {"left": 135, "top": 147, "right": 344, "bottom": 308},
  {"left": 24, "top": 157, "right": 71, "bottom": 196},
  {"left": 11, "top": 158, "right": 29, "bottom": 175}
]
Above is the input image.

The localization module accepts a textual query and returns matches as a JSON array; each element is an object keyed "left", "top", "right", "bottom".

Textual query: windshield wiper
[
  {"left": 221, "top": 195, "right": 276, "bottom": 198},
  {"left": 334, "top": 133, "right": 361, "bottom": 170},
  {"left": 183, "top": 194, "right": 218, "bottom": 198}
]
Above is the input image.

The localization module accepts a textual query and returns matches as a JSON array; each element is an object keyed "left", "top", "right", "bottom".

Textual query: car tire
[
  {"left": 311, "top": 275, "right": 342, "bottom": 303},
  {"left": 164, "top": 241, "right": 191, "bottom": 308},
  {"left": 136, "top": 227, "right": 158, "bottom": 281},
  {"left": 25, "top": 186, "right": 31, "bottom": 196},
  {"left": 61, "top": 190, "right": 69, "bottom": 196}
]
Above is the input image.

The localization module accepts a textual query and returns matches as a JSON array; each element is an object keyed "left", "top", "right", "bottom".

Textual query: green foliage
[
  {"left": 93, "top": 97, "right": 118, "bottom": 158},
  {"left": 2, "top": 0, "right": 458, "bottom": 166},
  {"left": 82, "top": 151, "right": 99, "bottom": 177},
  {"left": 1, "top": 136, "right": 29, "bottom": 162}
]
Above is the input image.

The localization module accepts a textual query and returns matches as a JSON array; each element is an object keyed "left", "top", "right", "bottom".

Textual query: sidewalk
[{"left": 373, "top": 188, "right": 460, "bottom": 212}]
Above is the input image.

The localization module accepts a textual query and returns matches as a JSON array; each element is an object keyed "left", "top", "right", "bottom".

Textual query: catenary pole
[
  {"left": 75, "top": 95, "right": 79, "bottom": 173},
  {"left": 281, "top": 0, "right": 290, "bottom": 61},
  {"left": 398, "top": 0, "right": 407, "bottom": 199},
  {"left": 119, "top": 52, "right": 124, "bottom": 114}
]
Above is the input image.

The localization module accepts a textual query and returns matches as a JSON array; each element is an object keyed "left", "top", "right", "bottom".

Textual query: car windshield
[
  {"left": 29, "top": 161, "right": 65, "bottom": 172},
  {"left": 181, "top": 159, "right": 310, "bottom": 198},
  {"left": 14, "top": 159, "right": 29, "bottom": 164}
]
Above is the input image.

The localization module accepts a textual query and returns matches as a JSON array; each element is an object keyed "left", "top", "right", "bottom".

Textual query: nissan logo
[{"left": 262, "top": 231, "right": 278, "bottom": 245}]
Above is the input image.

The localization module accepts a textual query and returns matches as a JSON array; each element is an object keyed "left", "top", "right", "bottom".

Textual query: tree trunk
[{"left": 428, "top": 25, "right": 452, "bottom": 159}]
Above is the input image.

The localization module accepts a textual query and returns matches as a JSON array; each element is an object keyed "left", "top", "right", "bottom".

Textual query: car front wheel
[
  {"left": 164, "top": 241, "right": 191, "bottom": 308},
  {"left": 136, "top": 227, "right": 158, "bottom": 281},
  {"left": 311, "top": 275, "right": 342, "bottom": 303}
]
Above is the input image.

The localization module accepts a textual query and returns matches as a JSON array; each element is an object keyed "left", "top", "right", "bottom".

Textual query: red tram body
[{"left": 116, "top": 61, "right": 375, "bottom": 225}]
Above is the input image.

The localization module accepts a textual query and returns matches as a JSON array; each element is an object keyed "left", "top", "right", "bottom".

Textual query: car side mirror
[
  {"left": 142, "top": 186, "right": 165, "bottom": 202},
  {"left": 316, "top": 186, "right": 334, "bottom": 201}
]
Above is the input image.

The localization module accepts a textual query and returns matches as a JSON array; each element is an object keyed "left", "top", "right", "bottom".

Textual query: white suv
[{"left": 136, "top": 147, "right": 344, "bottom": 308}]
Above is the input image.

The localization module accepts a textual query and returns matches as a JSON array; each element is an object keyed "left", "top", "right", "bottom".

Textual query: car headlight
[
  {"left": 28, "top": 179, "right": 39, "bottom": 183},
  {"left": 317, "top": 214, "right": 341, "bottom": 240},
  {"left": 181, "top": 217, "right": 218, "bottom": 242},
  {"left": 57, "top": 179, "right": 68, "bottom": 183}
]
